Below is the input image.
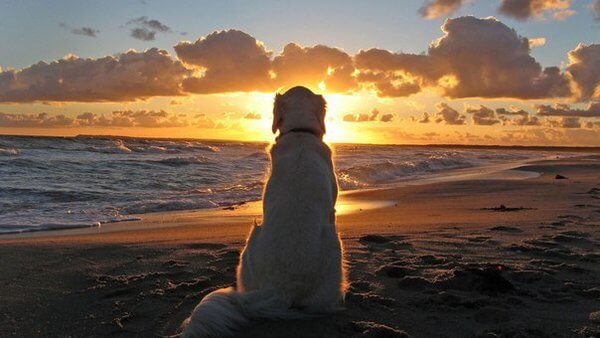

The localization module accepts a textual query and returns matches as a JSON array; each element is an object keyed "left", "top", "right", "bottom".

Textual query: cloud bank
[
  {"left": 0, "top": 48, "right": 189, "bottom": 102},
  {"left": 0, "top": 18, "right": 598, "bottom": 104}
]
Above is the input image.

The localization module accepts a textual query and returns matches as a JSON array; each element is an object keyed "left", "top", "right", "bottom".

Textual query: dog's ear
[
  {"left": 272, "top": 93, "right": 283, "bottom": 134},
  {"left": 314, "top": 94, "right": 327, "bottom": 134}
]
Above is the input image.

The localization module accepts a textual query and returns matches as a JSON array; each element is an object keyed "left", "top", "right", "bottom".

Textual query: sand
[{"left": 1, "top": 156, "right": 599, "bottom": 337}]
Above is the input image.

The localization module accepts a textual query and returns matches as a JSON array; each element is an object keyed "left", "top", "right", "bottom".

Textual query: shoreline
[{"left": 0, "top": 154, "right": 559, "bottom": 241}]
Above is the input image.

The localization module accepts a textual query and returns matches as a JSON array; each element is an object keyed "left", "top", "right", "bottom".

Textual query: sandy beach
[{"left": 1, "top": 155, "right": 599, "bottom": 337}]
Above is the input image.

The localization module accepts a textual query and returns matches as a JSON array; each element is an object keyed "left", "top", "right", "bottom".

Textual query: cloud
[
  {"left": 558, "top": 116, "right": 581, "bottom": 128},
  {"left": 2, "top": 24, "right": 596, "bottom": 103},
  {"left": 128, "top": 16, "right": 171, "bottom": 32},
  {"left": 416, "top": 112, "right": 431, "bottom": 123},
  {"left": 59, "top": 23, "right": 99, "bottom": 37},
  {"left": 593, "top": 0, "right": 600, "bottom": 20},
  {"left": 0, "top": 112, "right": 75, "bottom": 127},
  {"left": 175, "top": 30, "right": 273, "bottom": 93},
  {"left": 434, "top": 103, "right": 466, "bottom": 124},
  {"left": 380, "top": 113, "right": 394, "bottom": 122},
  {"left": 466, "top": 105, "right": 500, "bottom": 125},
  {"left": 419, "top": 0, "right": 466, "bottom": 19},
  {"left": 0, "top": 110, "right": 188, "bottom": 128},
  {"left": 355, "top": 16, "right": 571, "bottom": 99},
  {"left": 272, "top": 43, "right": 356, "bottom": 92},
  {"left": 176, "top": 30, "right": 356, "bottom": 94},
  {"left": 130, "top": 27, "right": 156, "bottom": 41},
  {"left": 536, "top": 102, "right": 600, "bottom": 117},
  {"left": 496, "top": 108, "right": 541, "bottom": 125},
  {"left": 243, "top": 112, "right": 261, "bottom": 120},
  {"left": 343, "top": 108, "right": 392, "bottom": 122},
  {"left": 0, "top": 48, "right": 189, "bottom": 103},
  {"left": 498, "top": 0, "right": 575, "bottom": 21},
  {"left": 105, "top": 110, "right": 188, "bottom": 127},
  {"left": 127, "top": 16, "right": 171, "bottom": 41},
  {"left": 528, "top": 37, "right": 546, "bottom": 47},
  {"left": 566, "top": 44, "right": 600, "bottom": 101},
  {"left": 195, "top": 114, "right": 227, "bottom": 129}
]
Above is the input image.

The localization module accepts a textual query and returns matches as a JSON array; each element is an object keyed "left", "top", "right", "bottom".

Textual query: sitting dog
[{"left": 182, "top": 86, "right": 346, "bottom": 337}]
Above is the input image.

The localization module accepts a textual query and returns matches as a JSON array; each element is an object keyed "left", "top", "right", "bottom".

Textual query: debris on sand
[
  {"left": 360, "top": 234, "right": 392, "bottom": 244},
  {"left": 482, "top": 205, "right": 536, "bottom": 212},
  {"left": 348, "top": 321, "right": 411, "bottom": 337}
]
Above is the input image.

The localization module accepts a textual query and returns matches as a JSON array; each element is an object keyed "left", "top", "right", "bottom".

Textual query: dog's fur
[{"left": 182, "top": 87, "right": 346, "bottom": 337}]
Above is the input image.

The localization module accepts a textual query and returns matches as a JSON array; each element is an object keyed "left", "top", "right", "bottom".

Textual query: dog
[{"left": 181, "top": 86, "right": 346, "bottom": 337}]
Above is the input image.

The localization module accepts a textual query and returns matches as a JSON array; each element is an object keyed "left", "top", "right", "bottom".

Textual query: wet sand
[{"left": 1, "top": 156, "right": 599, "bottom": 337}]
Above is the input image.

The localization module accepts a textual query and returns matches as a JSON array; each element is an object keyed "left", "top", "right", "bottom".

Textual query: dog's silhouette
[{"left": 182, "top": 86, "right": 346, "bottom": 337}]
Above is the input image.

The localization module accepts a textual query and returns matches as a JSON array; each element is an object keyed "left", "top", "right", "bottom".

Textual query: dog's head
[{"left": 272, "top": 86, "right": 327, "bottom": 138}]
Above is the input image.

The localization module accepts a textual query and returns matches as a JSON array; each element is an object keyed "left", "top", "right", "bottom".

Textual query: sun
[{"left": 323, "top": 94, "right": 355, "bottom": 144}]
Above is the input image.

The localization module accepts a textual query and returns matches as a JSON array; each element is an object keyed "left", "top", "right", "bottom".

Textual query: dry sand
[{"left": 1, "top": 156, "right": 599, "bottom": 337}]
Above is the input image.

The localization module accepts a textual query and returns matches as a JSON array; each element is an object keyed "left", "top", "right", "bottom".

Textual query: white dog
[{"left": 182, "top": 86, "right": 346, "bottom": 337}]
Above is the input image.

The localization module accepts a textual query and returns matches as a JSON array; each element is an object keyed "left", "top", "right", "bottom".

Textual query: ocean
[{"left": 0, "top": 135, "right": 581, "bottom": 234}]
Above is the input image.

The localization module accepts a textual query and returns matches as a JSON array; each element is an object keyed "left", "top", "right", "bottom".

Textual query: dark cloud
[
  {"left": 498, "top": 0, "right": 574, "bottom": 21},
  {"left": 434, "top": 103, "right": 466, "bottom": 125},
  {"left": 0, "top": 112, "right": 75, "bottom": 128},
  {"left": 536, "top": 102, "right": 600, "bottom": 117},
  {"left": 594, "top": 0, "right": 600, "bottom": 20},
  {"left": 566, "top": 44, "right": 600, "bottom": 101},
  {"left": 496, "top": 108, "right": 542, "bottom": 126},
  {"left": 130, "top": 27, "right": 156, "bottom": 41},
  {"left": 59, "top": 23, "right": 99, "bottom": 37},
  {"left": 0, "top": 110, "right": 189, "bottom": 128},
  {"left": 416, "top": 112, "right": 431, "bottom": 123},
  {"left": 380, "top": 113, "right": 394, "bottom": 122},
  {"left": 355, "top": 17, "right": 571, "bottom": 99},
  {"left": 0, "top": 48, "right": 189, "bottom": 102},
  {"left": 127, "top": 16, "right": 171, "bottom": 41},
  {"left": 466, "top": 105, "right": 500, "bottom": 125},
  {"left": 558, "top": 116, "right": 581, "bottom": 128},
  {"left": 128, "top": 16, "right": 171, "bottom": 32},
  {"left": 175, "top": 30, "right": 273, "bottom": 93},
  {"left": 343, "top": 108, "right": 392, "bottom": 122},
  {"left": 419, "top": 0, "right": 466, "bottom": 19}
]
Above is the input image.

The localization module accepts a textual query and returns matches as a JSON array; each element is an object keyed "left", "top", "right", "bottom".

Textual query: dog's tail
[{"left": 181, "top": 287, "right": 312, "bottom": 338}]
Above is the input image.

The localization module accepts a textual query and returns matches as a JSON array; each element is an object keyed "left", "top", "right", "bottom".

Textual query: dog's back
[{"left": 237, "top": 132, "right": 343, "bottom": 309}]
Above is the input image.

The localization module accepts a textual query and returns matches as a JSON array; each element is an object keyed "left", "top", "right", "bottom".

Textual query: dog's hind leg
[
  {"left": 299, "top": 226, "right": 345, "bottom": 313},
  {"left": 237, "top": 222, "right": 262, "bottom": 293}
]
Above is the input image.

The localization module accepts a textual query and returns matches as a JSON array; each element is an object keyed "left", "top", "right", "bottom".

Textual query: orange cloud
[
  {"left": 566, "top": 44, "right": 600, "bottom": 101},
  {"left": 0, "top": 110, "right": 189, "bottom": 128},
  {"left": 342, "top": 108, "right": 393, "bottom": 122},
  {"left": 419, "top": 0, "right": 466, "bottom": 19},
  {"left": 498, "top": 0, "right": 574, "bottom": 21}
]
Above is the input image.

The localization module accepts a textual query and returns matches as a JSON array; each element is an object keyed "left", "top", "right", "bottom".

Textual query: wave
[
  {"left": 337, "top": 156, "right": 473, "bottom": 190},
  {"left": 152, "top": 156, "right": 213, "bottom": 166},
  {"left": 0, "top": 147, "right": 19, "bottom": 156},
  {"left": 128, "top": 145, "right": 180, "bottom": 154},
  {"left": 122, "top": 198, "right": 219, "bottom": 214},
  {"left": 86, "top": 140, "right": 132, "bottom": 154}
]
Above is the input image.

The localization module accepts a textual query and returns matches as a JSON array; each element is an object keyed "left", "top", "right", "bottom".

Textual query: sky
[{"left": 0, "top": 0, "right": 599, "bottom": 146}]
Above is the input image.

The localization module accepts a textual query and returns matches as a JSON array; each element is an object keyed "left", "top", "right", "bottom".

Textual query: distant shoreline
[{"left": 1, "top": 133, "right": 599, "bottom": 151}]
